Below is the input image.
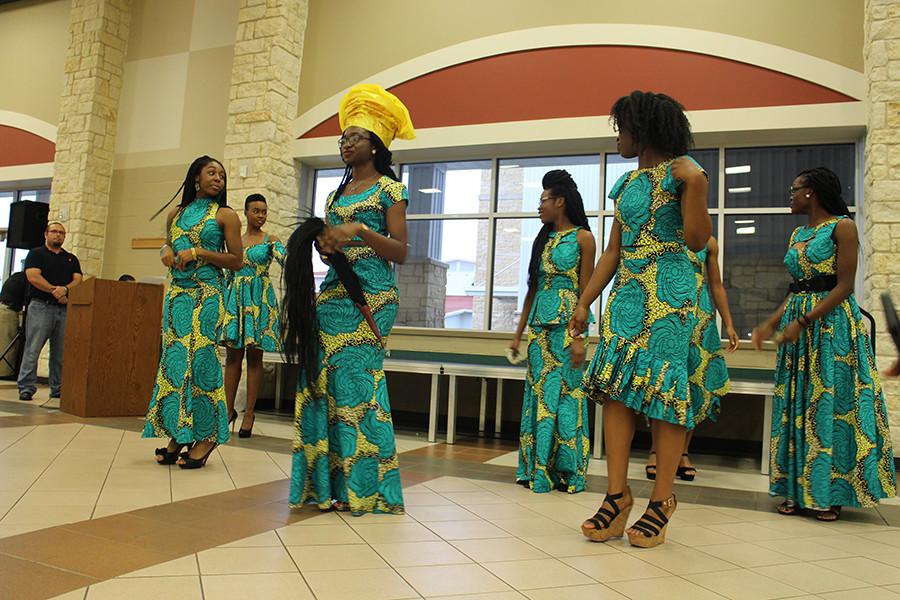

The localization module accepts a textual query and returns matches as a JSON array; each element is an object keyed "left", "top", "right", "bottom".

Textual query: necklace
[{"left": 346, "top": 176, "right": 377, "bottom": 195}]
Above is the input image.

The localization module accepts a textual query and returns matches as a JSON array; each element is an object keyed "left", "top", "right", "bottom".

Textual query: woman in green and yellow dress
[
  {"left": 223, "top": 193, "right": 285, "bottom": 438},
  {"left": 572, "top": 92, "right": 712, "bottom": 548},
  {"left": 511, "top": 169, "right": 595, "bottom": 493},
  {"left": 753, "top": 167, "right": 896, "bottom": 521},
  {"left": 144, "top": 156, "right": 243, "bottom": 469},
  {"left": 282, "top": 85, "right": 415, "bottom": 515}
]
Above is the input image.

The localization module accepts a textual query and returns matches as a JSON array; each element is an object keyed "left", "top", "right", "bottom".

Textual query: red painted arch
[
  {"left": 0, "top": 125, "right": 55, "bottom": 167},
  {"left": 299, "top": 45, "right": 856, "bottom": 139}
]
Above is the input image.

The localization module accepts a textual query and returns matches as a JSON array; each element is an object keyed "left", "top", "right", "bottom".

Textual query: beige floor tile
[
  {"left": 48, "top": 589, "right": 87, "bottom": 600},
  {"left": 463, "top": 503, "right": 542, "bottom": 520},
  {"left": 427, "top": 592, "right": 525, "bottom": 600},
  {"left": 1, "top": 504, "right": 93, "bottom": 527},
  {"left": 288, "top": 510, "right": 344, "bottom": 526},
  {"left": 201, "top": 573, "right": 315, "bottom": 600},
  {"left": 276, "top": 523, "right": 364, "bottom": 546},
  {"left": 404, "top": 504, "right": 481, "bottom": 522},
  {"left": 95, "top": 488, "right": 171, "bottom": 507},
  {"left": 562, "top": 553, "right": 670, "bottom": 582},
  {"left": 398, "top": 563, "right": 512, "bottom": 597},
  {"left": 341, "top": 512, "right": 416, "bottom": 525},
  {"left": 197, "top": 546, "right": 298, "bottom": 575},
  {"left": 220, "top": 531, "right": 283, "bottom": 548},
  {"left": 630, "top": 544, "right": 739, "bottom": 575},
  {"left": 755, "top": 537, "right": 855, "bottom": 561},
  {"left": 686, "top": 568, "right": 805, "bottom": 600},
  {"left": 287, "top": 543, "right": 388, "bottom": 571},
  {"left": 353, "top": 522, "right": 442, "bottom": 543},
  {"left": 818, "top": 587, "right": 900, "bottom": 599},
  {"left": 304, "top": 567, "right": 420, "bottom": 600},
  {"left": 91, "top": 505, "right": 147, "bottom": 518},
  {"left": 665, "top": 525, "right": 742, "bottom": 547},
  {"left": 860, "top": 529, "right": 900, "bottom": 548},
  {"left": 753, "top": 562, "right": 869, "bottom": 594},
  {"left": 16, "top": 490, "right": 99, "bottom": 507},
  {"left": 672, "top": 507, "right": 759, "bottom": 526},
  {"left": 695, "top": 541, "right": 798, "bottom": 568},
  {"left": 424, "top": 520, "right": 512, "bottom": 541},
  {"left": 482, "top": 557, "right": 595, "bottom": 590},
  {"left": 450, "top": 537, "right": 550, "bottom": 563},
  {"left": 373, "top": 540, "right": 472, "bottom": 567},
  {"left": 490, "top": 516, "right": 576, "bottom": 537},
  {"left": 440, "top": 491, "right": 510, "bottom": 506},
  {"left": 119, "top": 555, "right": 199, "bottom": 578},
  {"left": 85, "top": 575, "right": 202, "bottom": 600},
  {"left": 520, "top": 533, "right": 619, "bottom": 557},
  {"left": 522, "top": 584, "right": 628, "bottom": 600},
  {"left": 814, "top": 556, "right": 900, "bottom": 586},
  {"left": 608, "top": 575, "right": 728, "bottom": 599},
  {"left": 812, "top": 533, "right": 898, "bottom": 556},
  {"left": 403, "top": 491, "right": 457, "bottom": 507},
  {"left": 705, "top": 522, "right": 797, "bottom": 543},
  {"left": 423, "top": 477, "right": 486, "bottom": 493}
]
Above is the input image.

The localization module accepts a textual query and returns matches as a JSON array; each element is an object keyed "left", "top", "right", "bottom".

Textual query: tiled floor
[{"left": 2, "top": 386, "right": 900, "bottom": 599}]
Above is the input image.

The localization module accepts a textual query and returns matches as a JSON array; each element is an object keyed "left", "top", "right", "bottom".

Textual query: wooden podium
[{"left": 61, "top": 278, "right": 164, "bottom": 417}]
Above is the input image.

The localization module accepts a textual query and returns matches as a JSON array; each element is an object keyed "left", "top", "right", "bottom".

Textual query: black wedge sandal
[
  {"left": 580, "top": 487, "right": 633, "bottom": 542},
  {"left": 627, "top": 494, "right": 676, "bottom": 548},
  {"left": 645, "top": 451, "right": 657, "bottom": 480},
  {"left": 154, "top": 439, "right": 192, "bottom": 465},
  {"left": 676, "top": 453, "right": 697, "bottom": 481}
]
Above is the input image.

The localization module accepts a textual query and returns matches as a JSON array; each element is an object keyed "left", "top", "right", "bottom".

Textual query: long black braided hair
[
  {"left": 610, "top": 91, "right": 694, "bottom": 158},
  {"left": 796, "top": 167, "right": 851, "bottom": 217},
  {"left": 281, "top": 130, "right": 398, "bottom": 391},
  {"left": 527, "top": 169, "right": 590, "bottom": 291}
]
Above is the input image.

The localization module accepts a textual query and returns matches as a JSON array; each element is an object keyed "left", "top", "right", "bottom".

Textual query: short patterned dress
[
  {"left": 290, "top": 176, "right": 406, "bottom": 515},
  {"left": 222, "top": 236, "right": 285, "bottom": 352},
  {"left": 143, "top": 197, "right": 230, "bottom": 445},
  {"left": 769, "top": 216, "right": 896, "bottom": 509},
  {"left": 517, "top": 227, "right": 593, "bottom": 493},
  {"left": 687, "top": 244, "right": 731, "bottom": 424},
  {"left": 583, "top": 158, "right": 703, "bottom": 428}
]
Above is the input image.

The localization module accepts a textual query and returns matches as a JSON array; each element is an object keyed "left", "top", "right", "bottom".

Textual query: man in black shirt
[{"left": 18, "top": 222, "right": 82, "bottom": 401}]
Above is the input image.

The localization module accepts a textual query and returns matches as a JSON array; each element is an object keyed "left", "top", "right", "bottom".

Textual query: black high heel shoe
[
  {"left": 229, "top": 409, "right": 238, "bottom": 432},
  {"left": 154, "top": 439, "right": 192, "bottom": 465},
  {"left": 178, "top": 443, "right": 217, "bottom": 469},
  {"left": 676, "top": 453, "right": 697, "bottom": 481},
  {"left": 238, "top": 412, "right": 255, "bottom": 438}
]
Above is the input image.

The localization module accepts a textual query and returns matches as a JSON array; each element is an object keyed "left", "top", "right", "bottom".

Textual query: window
[{"left": 307, "top": 142, "right": 860, "bottom": 337}]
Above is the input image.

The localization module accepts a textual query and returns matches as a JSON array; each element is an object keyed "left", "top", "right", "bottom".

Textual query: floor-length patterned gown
[
  {"left": 143, "top": 197, "right": 230, "bottom": 445},
  {"left": 223, "top": 236, "right": 285, "bottom": 352},
  {"left": 290, "top": 176, "right": 406, "bottom": 515},
  {"left": 770, "top": 216, "right": 896, "bottom": 509},
  {"left": 516, "top": 227, "right": 592, "bottom": 493}
]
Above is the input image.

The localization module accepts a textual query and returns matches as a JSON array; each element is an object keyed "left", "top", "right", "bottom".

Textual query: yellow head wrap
[{"left": 338, "top": 84, "right": 416, "bottom": 148}]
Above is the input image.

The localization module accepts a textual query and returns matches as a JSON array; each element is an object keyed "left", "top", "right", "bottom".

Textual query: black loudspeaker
[{"left": 7, "top": 201, "right": 50, "bottom": 249}]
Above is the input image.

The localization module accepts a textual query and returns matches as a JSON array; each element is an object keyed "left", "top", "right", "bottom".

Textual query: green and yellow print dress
[
  {"left": 143, "top": 197, "right": 230, "bottom": 445},
  {"left": 222, "top": 236, "right": 285, "bottom": 352},
  {"left": 770, "top": 216, "right": 896, "bottom": 509},
  {"left": 583, "top": 158, "right": 702, "bottom": 428},
  {"left": 516, "top": 227, "right": 593, "bottom": 493},
  {"left": 290, "top": 176, "right": 406, "bottom": 515},
  {"left": 687, "top": 244, "right": 731, "bottom": 424}
]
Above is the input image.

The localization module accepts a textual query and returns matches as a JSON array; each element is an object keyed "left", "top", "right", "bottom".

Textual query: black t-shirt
[
  {"left": 24, "top": 245, "right": 82, "bottom": 304},
  {"left": 0, "top": 271, "right": 27, "bottom": 311}
]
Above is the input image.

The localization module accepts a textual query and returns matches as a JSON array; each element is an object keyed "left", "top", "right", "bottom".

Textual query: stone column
[
  {"left": 49, "top": 0, "right": 131, "bottom": 277},
  {"left": 864, "top": 0, "right": 900, "bottom": 445},
  {"left": 223, "top": 0, "right": 308, "bottom": 247}
]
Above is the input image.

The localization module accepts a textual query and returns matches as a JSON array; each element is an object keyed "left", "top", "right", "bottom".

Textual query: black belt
[
  {"left": 1, "top": 302, "right": 19, "bottom": 311},
  {"left": 788, "top": 275, "right": 837, "bottom": 294}
]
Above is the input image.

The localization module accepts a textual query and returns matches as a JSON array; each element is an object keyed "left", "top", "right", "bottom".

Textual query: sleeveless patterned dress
[
  {"left": 143, "top": 197, "right": 230, "bottom": 444},
  {"left": 770, "top": 216, "right": 896, "bottom": 509},
  {"left": 687, "top": 244, "right": 731, "bottom": 424},
  {"left": 583, "top": 157, "right": 703, "bottom": 428},
  {"left": 222, "top": 236, "right": 285, "bottom": 352},
  {"left": 290, "top": 176, "right": 407, "bottom": 515},
  {"left": 516, "top": 227, "right": 593, "bottom": 493}
]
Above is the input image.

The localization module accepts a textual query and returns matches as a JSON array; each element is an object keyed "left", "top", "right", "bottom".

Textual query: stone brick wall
[
  {"left": 223, "top": 0, "right": 308, "bottom": 258},
  {"left": 395, "top": 258, "right": 449, "bottom": 327},
  {"left": 49, "top": 0, "right": 131, "bottom": 277},
  {"left": 864, "top": 0, "right": 900, "bottom": 445}
]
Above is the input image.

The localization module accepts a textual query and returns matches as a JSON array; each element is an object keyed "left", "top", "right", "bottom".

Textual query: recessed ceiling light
[
  {"left": 728, "top": 187, "right": 752, "bottom": 194},
  {"left": 726, "top": 165, "right": 752, "bottom": 175},
  {"left": 502, "top": 228, "right": 519, "bottom": 233},
  {"left": 418, "top": 188, "right": 442, "bottom": 194},
  {"left": 734, "top": 219, "right": 755, "bottom": 224},
  {"left": 500, "top": 164, "right": 519, "bottom": 169},
  {"left": 736, "top": 226, "right": 756, "bottom": 235}
]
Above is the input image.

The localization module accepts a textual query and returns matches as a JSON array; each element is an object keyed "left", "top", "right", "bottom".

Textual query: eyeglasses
[
  {"left": 789, "top": 185, "right": 807, "bottom": 195},
  {"left": 338, "top": 133, "right": 370, "bottom": 148},
  {"left": 47, "top": 230, "right": 66, "bottom": 235},
  {"left": 538, "top": 195, "right": 557, "bottom": 205}
]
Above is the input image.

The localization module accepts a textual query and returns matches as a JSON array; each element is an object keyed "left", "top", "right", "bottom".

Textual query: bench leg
[
  {"left": 593, "top": 403, "right": 603, "bottom": 459},
  {"left": 274, "top": 363, "right": 283, "bottom": 412},
  {"left": 428, "top": 373, "right": 438, "bottom": 443},
  {"left": 447, "top": 375, "right": 457, "bottom": 445},
  {"left": 761, "top": 394, "right": 773, "bottom": 476},
  {"left": 494, "top": 380, "right": 503, "bottom": 438},
  {"left": 478, "top": 378, "right": 487, "bottom": 435}
]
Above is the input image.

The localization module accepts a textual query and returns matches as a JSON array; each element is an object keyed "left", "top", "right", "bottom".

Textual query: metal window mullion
[
  {"left": 595, "top": 154, "right": 606, "bottom": 327},
  {"left": 716, "top": 145, "right": 726, "bottom": 333},
  {"left": 484, "top": 157, "right": 499, "bottom": 331}
]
